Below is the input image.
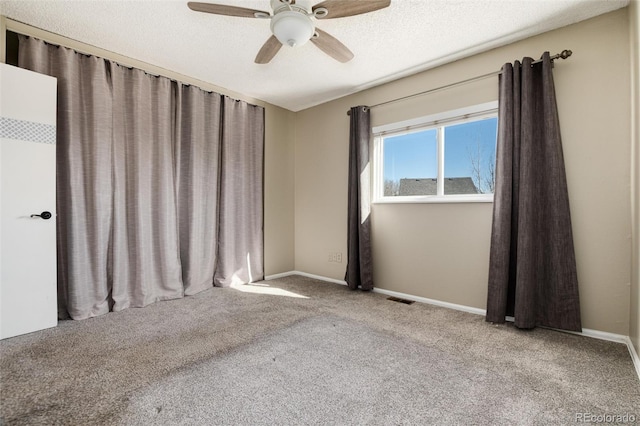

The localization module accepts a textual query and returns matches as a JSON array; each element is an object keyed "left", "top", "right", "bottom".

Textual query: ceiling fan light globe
[{"left": 271, "top": 11, "right": 314, "bottom": 48}]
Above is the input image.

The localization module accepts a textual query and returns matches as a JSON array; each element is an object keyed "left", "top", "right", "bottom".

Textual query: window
[{"left": 373, "top": 102, "right": 498, "bottom": 203}]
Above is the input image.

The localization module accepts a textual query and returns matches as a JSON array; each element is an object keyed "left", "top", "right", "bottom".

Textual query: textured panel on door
[{"left": 0, "top": 116, "right": 56, "bottom": 144}]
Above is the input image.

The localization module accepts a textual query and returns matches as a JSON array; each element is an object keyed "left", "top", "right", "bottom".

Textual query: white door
[{"left": 0, "top": 63, "right": 57, "bottom": 340}]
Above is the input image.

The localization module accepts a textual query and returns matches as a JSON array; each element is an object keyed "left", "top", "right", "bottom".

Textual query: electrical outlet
[{"left": 327, "top": 251, "right": 343, "bottom": 263}]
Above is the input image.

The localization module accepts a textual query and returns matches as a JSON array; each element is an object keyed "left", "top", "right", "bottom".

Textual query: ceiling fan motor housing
[
  {"left": 187, "top": 0, "right": 391, "bottom": 63},
  {"left": 270, "top": 9, "right": 315, "bottom": 47}
]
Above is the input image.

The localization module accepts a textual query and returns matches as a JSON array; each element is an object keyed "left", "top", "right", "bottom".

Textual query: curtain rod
[{"left": 347, "top": 49, "right": 572, "bottom": 115}]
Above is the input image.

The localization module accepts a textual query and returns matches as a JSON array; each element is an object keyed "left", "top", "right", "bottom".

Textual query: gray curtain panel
[
  {"left": 486, "top": 52, "right": 581, "bottom": 332},
  {"left": 345, "top": 106, "right": 373, "bottom": 290},
  {"left": 110, "top": 64, "right": 184, "bottom": 310},
  {"left": 18, "top": 36, "right": 264, "bottom": 319},
  {"left": 175, "top": 85, "right": 222, "bottom": 295},
  {"left": 18, "top": 36, "right": 114, "bottom": 319},
  {"left": 214, "top": 97, "right": 265, "bottom": 287}
]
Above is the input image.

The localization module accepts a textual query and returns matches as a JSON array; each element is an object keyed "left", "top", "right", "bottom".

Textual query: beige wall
[
  {"left": 264, "top": 106, "right": 296, "bottom": 275},
  {"left": 294, "top": 9, "right": 633, "bottom": 334},
  {"left": 630, "top": 0, "right": 640, "bottom": 353}
]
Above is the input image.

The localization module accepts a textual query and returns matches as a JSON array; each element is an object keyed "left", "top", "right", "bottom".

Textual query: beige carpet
[{"left": 1, "top": 275, "right": 638, "bottom": 425}]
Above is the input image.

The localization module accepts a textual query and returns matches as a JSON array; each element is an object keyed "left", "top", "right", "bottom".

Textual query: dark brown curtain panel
[
  {"left": 486, "top": 52, "right": 581, "bottom": 332},
  {"left": 18, "top": 36, "right": 264, "bottom": 320},
  {"left": 345, "top": 106, "right": 373, "bottom": 290}
]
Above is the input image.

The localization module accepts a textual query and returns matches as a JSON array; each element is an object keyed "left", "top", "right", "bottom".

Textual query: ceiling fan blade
[
  {"left": 255, "top": 35, "right": 283, "bottom": 64},
  {"left": 187, "top": 2, "right": 269, "bottom": 18},
  {"left": 313, "top": 0, "right": 390, "bottom": 19},
  {"left": 311, "top": 28, "right": 354, "bottom": 63}
]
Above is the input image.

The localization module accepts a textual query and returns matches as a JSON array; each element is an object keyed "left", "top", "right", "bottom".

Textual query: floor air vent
[{"left": 387, "top": 296, "right": 415, "bottom": 305}]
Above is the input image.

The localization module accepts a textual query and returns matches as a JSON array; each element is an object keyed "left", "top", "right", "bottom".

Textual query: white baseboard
[
  {"left": 265, "top": 270, "right": 347, "bottom": 286},
  {"left": 561, "top": 327, "right": 628, "bottom": 344},
  {"left": 264, "top": 271, "right": 299, "bottom": 280},
  {"left": 625, "top": 337, "right": 640, "bottom": 380},
  {"left": 265, "top": 270, "right": 640, "bottom": 381},
  {"left": 371, "top": 287, "right": 487, "bottom": 316},
  {"left": 266, "top": 271, "right": 482, "bottom": 316}
]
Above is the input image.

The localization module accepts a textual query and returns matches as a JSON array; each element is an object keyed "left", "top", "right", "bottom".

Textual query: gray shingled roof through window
[{"left": 397, "top": 177, "right": 478, "bottom": 196}]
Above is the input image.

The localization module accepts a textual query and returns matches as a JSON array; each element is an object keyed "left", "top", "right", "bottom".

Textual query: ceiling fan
[{"left": 187, "top": 0, "right": 391, "bottom": 64}]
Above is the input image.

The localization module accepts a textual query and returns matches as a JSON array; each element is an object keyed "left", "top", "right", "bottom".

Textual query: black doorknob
[{"left": 31, "top": 211, "right": 52, "bottom": 220}]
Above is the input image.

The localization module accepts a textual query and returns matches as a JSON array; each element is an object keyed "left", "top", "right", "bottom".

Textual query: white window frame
[{"left": 372, "top": 101, "right": 498, "bottom": 204}]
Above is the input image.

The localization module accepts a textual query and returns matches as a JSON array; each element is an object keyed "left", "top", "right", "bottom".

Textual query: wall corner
[
  {"left": 629, "top": 0, "right": 640, "bottom": 355},
  {"left": 1, "top": 16, "right": 7, "bottom": 64}
]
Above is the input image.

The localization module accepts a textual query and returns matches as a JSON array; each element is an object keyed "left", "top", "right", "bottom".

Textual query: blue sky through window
[
  {"left": 383, "top": 129, "right": 437, "bottom": 181},
  {"left": 383, "top": 117, "right": 497, "bottom": 194},
  {"left": 444, "top": 118, "right": 497, "bottom": 178}
]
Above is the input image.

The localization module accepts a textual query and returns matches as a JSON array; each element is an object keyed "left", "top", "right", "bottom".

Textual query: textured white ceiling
[{"left": 0, "top": 0, "right": 629, "bottom": 111}]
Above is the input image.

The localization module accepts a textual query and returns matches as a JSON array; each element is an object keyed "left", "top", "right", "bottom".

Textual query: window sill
[{"left": 373, "top": 194, "right": 494, "bottom": 204}]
